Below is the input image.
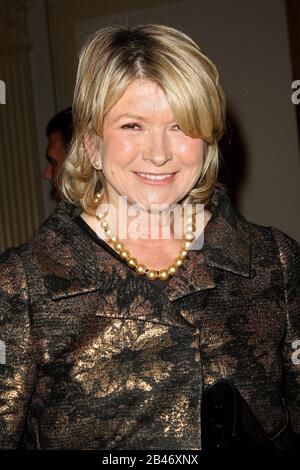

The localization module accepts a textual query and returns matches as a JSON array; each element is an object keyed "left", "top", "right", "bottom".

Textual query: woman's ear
[{"left": 83, "top": 134, "right": 102, "bottom": 170}]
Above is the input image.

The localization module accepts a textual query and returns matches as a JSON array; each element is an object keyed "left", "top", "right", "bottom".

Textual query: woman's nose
[{"left": 142, "top": 131, "right": 173, "bottom": 166}]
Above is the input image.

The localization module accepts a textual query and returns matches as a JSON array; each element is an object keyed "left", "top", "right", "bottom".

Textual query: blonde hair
[{"left": 59, "top": 23, "right": 227, "bottom": 214}]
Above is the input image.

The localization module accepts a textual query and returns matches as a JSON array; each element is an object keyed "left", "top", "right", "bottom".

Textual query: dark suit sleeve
[
  {"left": 0, "top": 247, "right": 37, "bottom": 448},
  {"left": 272, "top": 227, "right": 300, "bottom": 440}
]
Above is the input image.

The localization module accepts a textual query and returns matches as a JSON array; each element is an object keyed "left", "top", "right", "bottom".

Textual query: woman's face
[{"left": 99, "top": 78, "right": 205, "bottom": 211}]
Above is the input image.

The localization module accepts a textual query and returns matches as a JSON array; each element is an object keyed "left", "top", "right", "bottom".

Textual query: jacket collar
[{"left": 30, "top": 186, "right": 251, "bottom": 303}]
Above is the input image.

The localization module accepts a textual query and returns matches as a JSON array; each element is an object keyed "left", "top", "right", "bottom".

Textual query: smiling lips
[{"left": 133, "top": 171, "right": 177, "bottom": 184}]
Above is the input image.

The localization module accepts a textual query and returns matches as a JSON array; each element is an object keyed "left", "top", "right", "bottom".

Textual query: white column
[{"left": 0, "top": 0, "right": 44, "bottom": 253}]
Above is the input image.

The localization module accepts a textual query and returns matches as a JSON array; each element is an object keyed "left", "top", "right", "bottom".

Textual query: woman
[{"left": 0, "top": 24, "right": 299, "bottom": 450}]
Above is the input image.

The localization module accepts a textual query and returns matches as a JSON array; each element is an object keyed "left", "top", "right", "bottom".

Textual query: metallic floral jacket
[{"left": 0, "top": 187, "right": 299, "bottom": 450}]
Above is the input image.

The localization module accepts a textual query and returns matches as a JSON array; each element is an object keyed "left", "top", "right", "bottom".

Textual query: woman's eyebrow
[
  {"left": 112, "top": 113, "right": 176, "bottom": 124},
  {"left": 113, "top": 113, "right": 149, "bottom": 122}
]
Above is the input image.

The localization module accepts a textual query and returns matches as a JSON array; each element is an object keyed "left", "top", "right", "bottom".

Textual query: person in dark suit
[
  {"left": 43, "top": 107, "right": 73, "bottom": 201},
  {"left": 0, "top": 23, "right": 299, "bottom": 450}
]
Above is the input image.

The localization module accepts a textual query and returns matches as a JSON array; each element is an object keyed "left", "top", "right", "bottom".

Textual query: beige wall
[{"left": 34, "top": 0, "right": 300, "bottom": 241}]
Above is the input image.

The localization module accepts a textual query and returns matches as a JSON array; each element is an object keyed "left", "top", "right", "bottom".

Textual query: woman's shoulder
[
  {"left": 1, "top": 200, "right": 81, "bottom": 255},
  {"left": 236, "top": 212, "right": 300, "bottom": 286},
  {"left": 267, "top": 225, "right": 300, "bottom": 283},
  {"left": 0, "top": 200, "right": 105, "bottom": 303},
  {"left": 246, "top": 216, "right": 299, "bottom": 253},
  {"left": 211, "top": 189, "right": 298, "bottom": 271},
  {"left": 0, "top": 200, "right": 82, "bottom": 281},
  {"left": 0, "top": 244, "right": 29, "bottom": 307},
  {"left": 211, "top": 187, "right": 299, "bottom": 257}
]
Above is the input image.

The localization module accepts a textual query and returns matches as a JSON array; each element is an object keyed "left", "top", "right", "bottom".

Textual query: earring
[
  {"left": 94, "top": 192, "right": 102, "bottom": 204},
  {"left": 94, "top": 179, "right": 102, "bottom": 203},
  {"left": 92, "top": 157, "right": 102, "bottom": 170}
]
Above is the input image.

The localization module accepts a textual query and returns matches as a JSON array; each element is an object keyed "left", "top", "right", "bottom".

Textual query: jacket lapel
[
  {"left": 31, "top": 187, "right": 251, "bottom": 303},
  {"left": 30, "top": 201, "right": 107, "bottom": 300},
  {"left": 163, "top": 187, "right": 252, "bottom": 301}
]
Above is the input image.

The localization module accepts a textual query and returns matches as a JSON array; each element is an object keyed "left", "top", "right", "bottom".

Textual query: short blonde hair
[{"left": 59, "top": 23, "right": 227, "bottom": 214}]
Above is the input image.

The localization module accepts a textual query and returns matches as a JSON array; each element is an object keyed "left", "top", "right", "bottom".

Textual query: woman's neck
[{"left": 80, "top": 201, "right": 212, "bottom": 247}]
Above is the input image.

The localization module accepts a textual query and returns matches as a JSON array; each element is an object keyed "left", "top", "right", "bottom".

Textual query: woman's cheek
[{"left": 176, "top": 136, "right": 203, "bottom": 155}]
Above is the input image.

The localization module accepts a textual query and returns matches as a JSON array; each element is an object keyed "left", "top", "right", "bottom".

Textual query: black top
[{"left": 74, "top": 214, "right": 171, "bottom": 290}]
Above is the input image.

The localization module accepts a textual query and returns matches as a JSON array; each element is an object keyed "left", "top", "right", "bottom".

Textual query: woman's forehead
[{"left": 105, "top": 79, "right": 174, "bottom": 121}]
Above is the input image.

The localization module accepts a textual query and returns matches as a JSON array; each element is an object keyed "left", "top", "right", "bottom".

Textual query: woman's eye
[
  {"left": 121, "top": 123, "right": 140, "bottom": 130},
  {"left": 121, "top": 123, "right": 181, "bottom": 131}
]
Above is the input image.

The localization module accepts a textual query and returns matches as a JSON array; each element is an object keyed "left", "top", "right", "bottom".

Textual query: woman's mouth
[{"left": 133, "top": 171, "right": 178, "bottom": 185}]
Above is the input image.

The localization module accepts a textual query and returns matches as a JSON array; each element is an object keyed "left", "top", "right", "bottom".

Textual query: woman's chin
[{"left": 130, "top": 198, "right": 178, "bottom": 212}]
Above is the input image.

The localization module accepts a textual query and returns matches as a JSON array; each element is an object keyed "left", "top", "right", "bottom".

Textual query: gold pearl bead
[
  {"left": 127, "top": 257, "right": 138, "bottom": 268},
  {"left": 159, "top": 270, "right": 169, "bottom": 280},
  {"left": 175, "top": 257, "right": 183, "bottom": 267},
  {"left": 100, "top": 220, "right": 109, "bottom": 229},
  {"left": 180, "top": 249, "right": 188, "bottom": 257},
  {"left": 168, "top": 265, "right": 178, "bottom": 276},
  {"left": 136, "top": 264, "right": 147, "bottom": 275},
  {"left": 94, "top": 197, "right": 100, "bottom": 204},
  {"left": 114, "top": 241, "right": 123, "bottom": 252},
  {"left": 120, "top": 249, "right": 130, "bottom": 259},
  {"left": 95, "top": 192, "right": 101, "bottom": 199},
  {"left": 146, "top": 270, "right": 158, "bottom": 280},
  {"left": 185, "top": 232, "right": 195, "bottom": 241},
  {"left": 185, "top": 216, "right": 194, "bottom": 225},
  {"left": 183, "top": 240, "right": 193, "bottom": 250},
  {"left": 105, "top": 228, "right": 112, "bottom": 237},
  {"left": 185, "top": 223, "right": 196, "bottom": 233}
]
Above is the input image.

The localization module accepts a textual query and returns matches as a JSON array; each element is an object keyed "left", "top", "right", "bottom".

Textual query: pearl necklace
[{"left": 94, "top": 194, "right": 197, "bottom": 281}]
